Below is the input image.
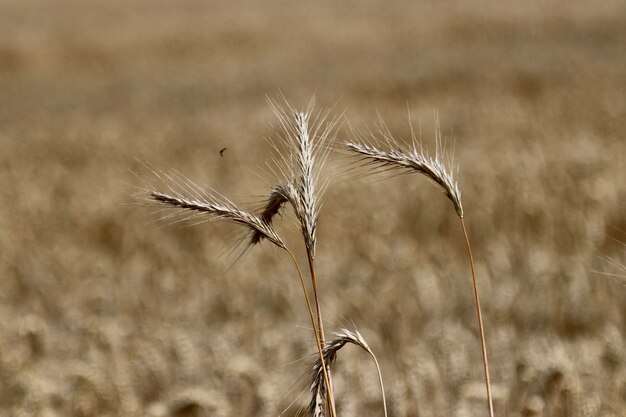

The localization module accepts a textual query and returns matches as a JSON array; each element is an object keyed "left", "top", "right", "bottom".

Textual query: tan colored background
[{"left": 0, "top": 1, "right": 624, "bottom": 416}]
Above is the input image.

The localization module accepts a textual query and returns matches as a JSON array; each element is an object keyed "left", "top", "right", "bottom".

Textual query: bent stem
[
  {"left": 460, "top": 217, "right": 494, "bottom": 417},
  {"left": 307, "top": 254, "right": 337, "bottom": 417},
  {"left": 286, "top": 248, "right": 336, "bottom": 417}
]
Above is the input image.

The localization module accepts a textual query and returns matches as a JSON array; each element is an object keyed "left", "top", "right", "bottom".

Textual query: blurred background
[{"left": 0, "top": 1, "right": 624, "bottom": 416}]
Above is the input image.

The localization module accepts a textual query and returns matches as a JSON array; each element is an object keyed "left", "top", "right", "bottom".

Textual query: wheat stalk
[
  {"left": 310, "top": 329, "right": 387, "bottom": 417},
  {"left": 262, "top": 99, "right": 340, "bottom": 417},
  {"left": 346, "top": 129, "right": 494, "bottom": 417}
]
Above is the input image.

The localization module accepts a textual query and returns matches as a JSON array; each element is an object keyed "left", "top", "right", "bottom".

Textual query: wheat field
[{"left": 0, "top": 1, "right": 624, "bottom": 416}]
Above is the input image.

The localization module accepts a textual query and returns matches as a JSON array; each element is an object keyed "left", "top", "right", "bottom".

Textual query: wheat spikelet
[
  {"left": 309, "top": 329, "right": 387, "bottom": 417},
  {"left": 250, "top": 186, "right": 287, "bottom": 245},
  {"left": 250, "top": 181, "right": 300, "bottom": 245}
]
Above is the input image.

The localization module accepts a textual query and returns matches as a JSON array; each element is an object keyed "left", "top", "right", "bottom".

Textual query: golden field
[{"left": 0, "top": 1, "right": 624, "bottom": 416}]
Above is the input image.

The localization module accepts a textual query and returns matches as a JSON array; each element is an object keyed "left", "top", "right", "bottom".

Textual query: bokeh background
[{"left": 0, "top": 1, "right": 624, "bottom": 416}]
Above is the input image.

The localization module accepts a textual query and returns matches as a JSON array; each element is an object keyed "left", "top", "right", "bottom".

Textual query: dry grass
[{"left": 0, "top": 1, "right": 625, "bottom": 416}]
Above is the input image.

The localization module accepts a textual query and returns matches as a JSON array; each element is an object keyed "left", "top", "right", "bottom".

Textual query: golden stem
[
  {"left": 460, "top": 217, "right": 495, "bottom": 417},
  {"left": 307, "top": 254, "right": 336, "bottom": 417},
  {"left": 286, "top": 248, "right": 336, "bottom": 417}
]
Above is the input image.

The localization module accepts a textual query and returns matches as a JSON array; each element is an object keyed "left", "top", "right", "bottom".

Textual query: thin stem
[
  {"left": 371, "top": 352, "right": 388, "bottom": 417},
  {"left": 286, "top": 248, "right": 336, "bottom": 417},
  {"left": 307, "top": 255, "right": 325, "bottom": 343},
  {"left": 307, "top": 254, "right": 337, "bottom": 417},
  {"left": 460, "top": 217, "right": 495, "bottom": 417}
]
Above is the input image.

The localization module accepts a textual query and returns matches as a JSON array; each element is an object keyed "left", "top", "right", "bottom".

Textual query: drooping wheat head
[
  {"left": 345, "top": 140, "right": 463, "bottom": 218},
  {"left": 346, "top": 123, "right": 494, "bottom": 417},
  {"left": 309, "top": 329, "right": 387, "bottom": 417}
]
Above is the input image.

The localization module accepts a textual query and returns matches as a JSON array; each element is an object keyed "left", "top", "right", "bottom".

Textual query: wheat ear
[
  {"left": 150, "top": 190, "right": 286, "bottom": 249},
  {"left": 345, "top": 141, "right": 462, "bottom": 217},
  {"left": 346, "top": 135, "right": 494, "bottom": 417},
  {"left": 310, "top": 329, "right": 387, "bottom": 417},
  {"left": 266, "top": 99, "right": 337, "bottom": 258}
]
